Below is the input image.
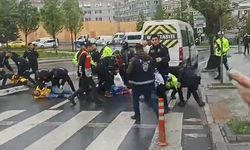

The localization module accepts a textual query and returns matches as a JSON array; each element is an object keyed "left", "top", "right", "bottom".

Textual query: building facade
[
  {"left": 79, "top": 0, "right": 115, "bottom": 22},
  {"left": 114, "top": 0, "right": 161, "bottom": 22},
  {"left": 162, "top": 0, "right": 181, "bottom": 16}
]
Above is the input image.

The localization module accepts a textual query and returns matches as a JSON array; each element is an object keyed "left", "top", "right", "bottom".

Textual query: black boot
[
  {"left": 214, "top": 76, "right": 220, "bottom": 80},
  {"left": 131, "top": 115, "right": 141, "bottom": 124},
  {"left": 177, "top": 101, "right": 186, "bottom": 107},
  {"left": 68, "top": 93, "right": 77, "bottom": 106}
]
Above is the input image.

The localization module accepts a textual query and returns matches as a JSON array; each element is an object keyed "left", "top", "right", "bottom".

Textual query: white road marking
[
  {"left": 184, "top": 118, "right": 201, "bottom": 122},
  {"left": 183, "top": 125, "right": 204, "bottom": 130},
  {"left": 0, "top": 110, "right": 62, "bottom": 146},
  {"left": 24, "top": 111, "right": 101, "bottom": 150},
  {"left": 49, "top": 100, "right": 70, "bottom": 109},
  {"left": 185, "top": 133, "right": 207, "bottom": 138},
  {"left": 86, "top": 112, "right": 135, "bottom": 150},
  {"left": 0, "top": 110, "right": 26, "bottom": 122}
]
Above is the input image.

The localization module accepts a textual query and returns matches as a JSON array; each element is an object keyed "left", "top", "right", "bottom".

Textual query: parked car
[
  {"left": 5, "top": 41, "right": 26, "bottom": 48},
  {"left": 36, "top": 39, "right": 58, "bottom": 48},
  {"left": 112, "top": 32, "right": 125, "bottom": 45},
  {"left": 74, "top": 35, "right": 88, "bottom": 48},
  {"left": 124, "top": 32, "right": 142, "bottom": 46},
  {"left": 96, "top": 36, "right": 113, "bottom": 45},
  {"left": 32, "top": 37, "right": 52, "bottom": 46}
]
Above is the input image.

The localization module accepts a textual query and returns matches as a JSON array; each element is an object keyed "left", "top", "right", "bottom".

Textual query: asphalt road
[{"left": 0, "top": 48, "right": 213, "bottom": 150}]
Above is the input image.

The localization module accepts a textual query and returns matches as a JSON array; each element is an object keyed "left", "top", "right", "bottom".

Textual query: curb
[{"left": 38, "top": 59, "right": 71, "bottom": 64}]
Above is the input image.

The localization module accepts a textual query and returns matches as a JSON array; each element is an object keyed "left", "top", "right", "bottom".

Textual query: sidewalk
[{"left": 201, "top": 53, "right": 250, "bottom": 150}]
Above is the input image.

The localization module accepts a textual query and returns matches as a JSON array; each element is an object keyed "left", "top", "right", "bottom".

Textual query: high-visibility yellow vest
[
  {"left": 165, "top": 73, "right": 181, "bottom": 90},
  {"left": 214, "top": 38, "right": 230, "bottom": 56}
]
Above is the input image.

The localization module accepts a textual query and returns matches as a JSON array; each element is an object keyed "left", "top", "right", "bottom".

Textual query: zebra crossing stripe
[
  {"left": 49, "top": 100, "right": 70, "bottom": 109},
  {"left": 24, "top": 111, "right": 101, "bottom": 150},
  {"left": 86, "top": 112, "right": 135, "bottom": 150},
  {"left": 0, "top": 110, "right": 62, "bottom": 146},
  {"left": 0, "top": 110, "right": 26, "bottom": 122}
]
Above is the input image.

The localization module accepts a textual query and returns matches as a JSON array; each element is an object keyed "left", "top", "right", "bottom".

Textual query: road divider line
[
  {"left": 49, "top": 100, "right": 70, "bottom": 109},
  {"left": 24, "top": 111, "right": 101, "bottom": 150},
  {"left": 0, "top": 110, "right": 26, "bottom": 122},
  {"left": 86, "top": 112, "right": 135, "bottom": 150},
  {"left": 0, "top": 110, "right": 62, "bottom": 146}
]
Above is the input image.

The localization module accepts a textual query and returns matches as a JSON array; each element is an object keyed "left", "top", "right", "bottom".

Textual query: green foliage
[
  {"left": 153, "top": 5, "right": 169, "bottom": 20},
  {"left": 63, "top": 0, "right": 83, "bottom": 35},
  {"left": 190, "top": 0, "right": 231, "bottom": 37},
  {"left": 0, "top": 0, "right": 19, "bottom": 43},
  {"left": 40, "top": 0, "right": 64, "bottom": 39},
  {"left": 136, "top": 11, "right": 147, "bottom": 31},
  {"left": 228, "top": 120, "right": 250, "bottom": 135},
  {"left": 17, "top": 0, "right": 40, "bottom": 45}
]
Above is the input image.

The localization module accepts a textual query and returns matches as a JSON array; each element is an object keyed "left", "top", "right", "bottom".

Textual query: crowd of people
[{"left": 0, "top": 34, "right": 208, "bottom": 123}]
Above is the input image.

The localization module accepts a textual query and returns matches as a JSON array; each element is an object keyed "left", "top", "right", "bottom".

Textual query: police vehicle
[{"left": 142, "top": 19, "right": 198, "bottom": 70}]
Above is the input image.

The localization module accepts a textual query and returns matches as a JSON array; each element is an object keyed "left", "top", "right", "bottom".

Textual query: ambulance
[{"left": 142, "top": 19, "right": 198, "bottom": 70}]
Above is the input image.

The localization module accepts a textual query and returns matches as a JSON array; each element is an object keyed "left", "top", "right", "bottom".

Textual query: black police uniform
[
  {"left": 50, "top": 68, "right": 75, "bottom": 92},
  {"left": 23, "top": 48, "right": 39, "bottom": 76},
  {"left": 0, "top": 52, "right": 14, "bottom": 86},
  {"left": 36, "top": 69, "right": 51, "bottom": 89},
  {"left": 149, "top": 44, "right": 170, "bottom": 110},
  {"left": 128, "top": 51, "right": 157, "bottom": 123},
  {"left": 97, "top": 56, "right": 117, "bottom": 93},
  {"left": 10, "top": 52, "right": 36, "bottom": 85}
]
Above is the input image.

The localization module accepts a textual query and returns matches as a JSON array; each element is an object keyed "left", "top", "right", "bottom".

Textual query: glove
[{"left": 155, "top": 57, "right": 162, "bottom": 62}]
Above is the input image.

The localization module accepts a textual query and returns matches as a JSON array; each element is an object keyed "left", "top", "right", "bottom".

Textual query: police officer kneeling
[{"left": 128, "top": 44, "right": 157, "bottom": 124}]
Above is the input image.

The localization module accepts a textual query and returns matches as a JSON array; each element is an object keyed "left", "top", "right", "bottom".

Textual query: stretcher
[{"left": 0, "top": 85, "right": 29, "bottom": 96}]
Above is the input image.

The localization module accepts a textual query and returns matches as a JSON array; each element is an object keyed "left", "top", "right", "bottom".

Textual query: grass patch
[
  {"left": 228, "top": 120, "right": 250, "bottom": 135},
  {"left": 0, "top": 48, "right": 74, "bottom": 59}
]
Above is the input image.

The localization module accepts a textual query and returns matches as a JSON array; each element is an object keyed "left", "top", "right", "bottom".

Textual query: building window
[
  {"left": 95, "top": 10, "right": 98, "bottom": 14},
  {"left": 154, "top": 1, "right": 158, "bottom": 4},
  {"left": 99, "top": 10, "right": 102, "bottom": 14},
  {"left": 88, "top": 11, "right": 91, "bottom": 14},
  {"left": 96, "top": 18, "right": 98, "bottom": 21},
  {"left": 99, "top": 18, "right": 102, "bottom": 21}
]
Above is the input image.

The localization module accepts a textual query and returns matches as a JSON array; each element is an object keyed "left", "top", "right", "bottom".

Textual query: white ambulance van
[{"left": 142, "top": 19, "right": 198, "bottom": 70}]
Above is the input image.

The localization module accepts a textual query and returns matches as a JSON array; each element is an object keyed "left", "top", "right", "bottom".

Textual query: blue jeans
[{"left": 132, "top": 83, "right": 158, "bottom": 120}]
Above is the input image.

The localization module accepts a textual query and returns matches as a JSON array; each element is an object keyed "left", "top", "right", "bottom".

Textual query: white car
[
  {"left": 124, "top": 32, "right": 142, "bottom": 46},
  {"left": 96, "top": 36, "right": 113, "bottom": 45},
  {"left": 112, "top": 32, "right": 125, "bottom": 45},
  {"left": 32, "top": 37, "right": 52, "bottom": 46},
  {"left": 36, "top": 39, "right": 58, "bottom": 48}
]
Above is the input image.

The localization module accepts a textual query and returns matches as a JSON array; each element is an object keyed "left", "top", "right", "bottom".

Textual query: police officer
[
  {"left": 50, "top": 68, "right": 75, "bottom": 92},
  {"left": 128, "top": 44, "right": 157, "bottom": 123},
  {"left": 0, "top": 51, "right": 14, "bottom": 86},
  {"left": 180, "top": 67, "right": 205, "bottom": 107},
  {"left": 98, "top": 45, "right": 116, "bottom": 98},
  {"left": 149, "top": 34, "right": 170, "bottom": 111},
  {"left": 69, "top": 42, "right": 103, "bottom": 105},
  {"left": 23, "top": 43, "right": 39, "bottom": 79},
  {"left": 11, "top": 52, "right": 36, "bottom": 85},
  {"left": 214, "top": 31, "right": 230, "bottom": 80},
  {"left": 36, "top": 69, "right": 51, "bottom": 89}
]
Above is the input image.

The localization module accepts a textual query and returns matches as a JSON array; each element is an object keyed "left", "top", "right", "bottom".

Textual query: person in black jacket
[
  {"left": 243, "top": 34, "right": 250, "bottom": 56},
  {"left": 149, "top": 34, "right": 170, "bottom": 111},
  {"left": 23, "top": 43, "right": 39, "bottom": 79},
  {"left": 50, "top": 68, "right": 75, "bottom": 92},
  {"left": 68, "top": 42, "right": 103, "bottom": 105},
  {"left": 180, "top": 67, "right": 205, "bottom": 107},
  {"left": 128, "top": 44, "right": 157, "bottom": 123},
  {"left": 11, "top": 52, "right": 36, "bottom": 85},
  {"left": 36, "top": 69, "right": 51, "bottom": 89},
  {"left": 0, "top": 51, "right": 14, "bottom": 86}
]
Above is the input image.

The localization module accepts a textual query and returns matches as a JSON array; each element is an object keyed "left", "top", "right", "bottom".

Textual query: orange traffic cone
[{"left": 158, "top": 98, "right": 168, "bottom": 146}]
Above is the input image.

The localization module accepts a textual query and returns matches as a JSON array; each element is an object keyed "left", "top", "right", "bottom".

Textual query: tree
[
  {"left": 153, "top": 5, "right": 169, "bottom": 20},
  {"left": 17, "top": 0, "right": 40, "bottom": 46},
  {"left": 190, "top": 0, "right": 231, "bottom": 53},
  {"left": 63, "top": 0, "right": 83, "bottom": 51},
  {"left": 0, "top": 0, "right": 19, "bottom": 45},
  {"left": 190, "top": 0, "right": 231, "bottom": 69},
  {"left": 40, "top": 0, "right": 64, "bottom": 54},
  {"left": 136, "top": 11, "right": 147, "bottom": 31}
]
